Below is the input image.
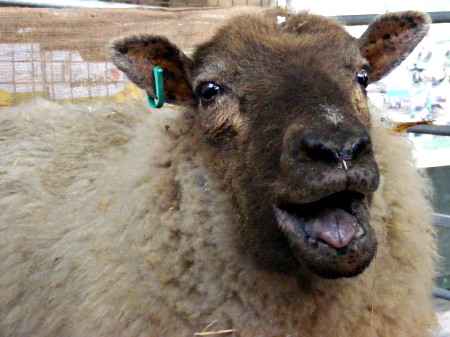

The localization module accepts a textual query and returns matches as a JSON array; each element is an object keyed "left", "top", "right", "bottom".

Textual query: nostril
[
  {"left": 298, "top": 138, "right": 338, "bottom": 163},
  {"left": 348, "top": 136, "right": 372, "bottom": 160}
]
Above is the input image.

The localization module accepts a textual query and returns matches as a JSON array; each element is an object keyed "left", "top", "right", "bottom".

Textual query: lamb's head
[{"left": 110, "top": 11, "right": 430, "bottom": 279}]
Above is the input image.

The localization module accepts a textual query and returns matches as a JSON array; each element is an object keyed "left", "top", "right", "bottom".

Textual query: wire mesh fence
[
  {"left": 104, "top": 0, "right": 270, "bottom": 7},
  {"left": 0, "top": 7, "right": 265, "bottom": 106},
  {"left": 0, "top": 42, "right": 129, "bottom": 103}
]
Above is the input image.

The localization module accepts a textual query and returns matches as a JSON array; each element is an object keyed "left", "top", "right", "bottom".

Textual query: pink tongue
[{"left": 304, "top": 207, "right": 357, "bottom": 249}]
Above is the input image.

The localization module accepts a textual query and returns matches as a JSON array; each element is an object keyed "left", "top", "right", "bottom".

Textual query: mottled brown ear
[
  {"left": 359, "top": 11, "right": 431, "bottom": 83},
  {"left": 110, "top": 35, "right": 195, "bottom": 106}
]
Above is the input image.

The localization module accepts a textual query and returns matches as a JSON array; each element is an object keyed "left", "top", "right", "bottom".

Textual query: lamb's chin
[{"left": 274, "top": 191, "right": 377, "bottom": 279}]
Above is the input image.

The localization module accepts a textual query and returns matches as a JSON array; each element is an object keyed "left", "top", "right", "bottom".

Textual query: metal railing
[
  {"left": 335, "top": 11, "right": 450, "bottom": 25},
  {"left": 2, "top": 0, "right": 450, "bottom": 23},
  {"left": 407, "top": 125, "right": 450, "bottom": 136}
]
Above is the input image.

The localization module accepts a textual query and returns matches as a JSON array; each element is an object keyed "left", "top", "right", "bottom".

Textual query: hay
[
  {"left": 194, "top": 321, "right": 236, "bottom": 336},
  {"left": 389, "top": 119, "right": 435, "bottom": 134},
  {"left": 193, "top": 330, "right": 236, "bottom": 336}
]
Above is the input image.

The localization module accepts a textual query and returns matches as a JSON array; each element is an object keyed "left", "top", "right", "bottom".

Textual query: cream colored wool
[{"left": 0, "top": 97, "right": 436, "bottom": 336}]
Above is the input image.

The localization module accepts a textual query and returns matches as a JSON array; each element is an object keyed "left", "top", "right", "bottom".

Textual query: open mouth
[
  {"left": 275, "top": 191, "right": 367, "bottom": 250},
  {"left": 274, "top": 191, "right": 376, "bottom": 278}
]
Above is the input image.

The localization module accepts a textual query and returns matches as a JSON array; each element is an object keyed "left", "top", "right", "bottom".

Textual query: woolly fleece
[{"left": 0, "top": 97, "right": 436, "bottom": 337}]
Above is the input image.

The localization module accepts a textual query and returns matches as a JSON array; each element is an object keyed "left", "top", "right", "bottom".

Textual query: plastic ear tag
[{"left": 147, "top": 66, "right": 165, "bottom": 109}]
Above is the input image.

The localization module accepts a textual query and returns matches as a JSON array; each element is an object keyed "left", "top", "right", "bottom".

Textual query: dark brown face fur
[
  {"left": 189, "top": 14, "right": 381, "bottom": 278},
  {"left": 110, "top": 10, "right": 430, "bottom": 279}
]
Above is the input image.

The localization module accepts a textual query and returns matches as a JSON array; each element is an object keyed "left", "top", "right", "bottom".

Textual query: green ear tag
[{"left": 147, "top": 66, "right": 165, "bottom": 109}]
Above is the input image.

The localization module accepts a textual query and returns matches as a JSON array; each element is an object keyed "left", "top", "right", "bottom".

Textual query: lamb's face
[
  {"left": 110, "top": 10, "right": 430, "bottom": 279},
  {"left": 191, "top": 16, "right": 380, "bottom": 279}
]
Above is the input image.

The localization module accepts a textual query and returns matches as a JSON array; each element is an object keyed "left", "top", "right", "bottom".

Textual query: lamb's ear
[
  {"left": 359, "top": 11, "right": 431, "bottom": 83},
  {"left": 110, "top": 35, "right": 195, "bottom": 106}
]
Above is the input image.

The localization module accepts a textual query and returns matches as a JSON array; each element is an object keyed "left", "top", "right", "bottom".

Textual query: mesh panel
[
  {"left": 0, "top": 7, "right": 264, "bottom": 105},
  {"left": 105, "top": 0, "right": 271, "bottom": 7}
]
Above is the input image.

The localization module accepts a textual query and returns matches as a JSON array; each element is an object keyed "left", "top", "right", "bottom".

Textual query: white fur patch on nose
[{"left": 322, "top": 105, "right": 344, "bottom": 126}]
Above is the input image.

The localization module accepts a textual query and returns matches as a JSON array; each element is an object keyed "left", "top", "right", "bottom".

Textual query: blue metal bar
[
  {"left": 334, "top": 12, "right": 450, "bottom": 25},
  {"left": 406, "top": 125, "right": 450, "bottom": 137},
  {"left": 434, "top": 288, "right": 450, "bottom": 300}
]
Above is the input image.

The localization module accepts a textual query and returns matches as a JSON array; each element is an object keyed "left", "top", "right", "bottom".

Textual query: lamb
[{"left": 0, "top": 9, "right": 437, "bottom": 337}]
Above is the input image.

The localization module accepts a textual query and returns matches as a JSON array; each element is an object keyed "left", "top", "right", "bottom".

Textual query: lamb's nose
[{"left": 291, "top": 131, "right": 372, "bottom": 165}]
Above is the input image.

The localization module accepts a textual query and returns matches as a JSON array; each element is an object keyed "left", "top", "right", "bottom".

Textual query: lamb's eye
[
  {"left": 357, "top": 70, "right": 369, "bottom": 87},
  {"left": 199, "top": 83, "right": 220, "bottom": 102}
]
